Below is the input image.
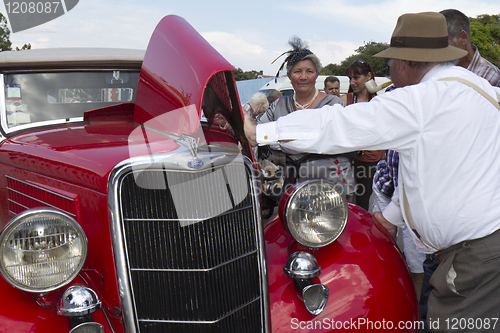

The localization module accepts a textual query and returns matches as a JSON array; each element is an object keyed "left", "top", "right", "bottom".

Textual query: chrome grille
[{"left": 111, "top": 154, "right": 267, "bottom": 333}]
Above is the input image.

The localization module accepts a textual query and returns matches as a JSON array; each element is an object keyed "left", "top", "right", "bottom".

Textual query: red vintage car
[{"left": 0, "top": 15, "right": 419, "bottom": 333}]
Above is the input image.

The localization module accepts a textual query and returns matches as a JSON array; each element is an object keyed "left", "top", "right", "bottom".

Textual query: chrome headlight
[
  {"left": 0, "top": 209, "right": 87, "bottom": 292},
  {"left": 282, "top": 180, "right": 348, "bottom": 248}
]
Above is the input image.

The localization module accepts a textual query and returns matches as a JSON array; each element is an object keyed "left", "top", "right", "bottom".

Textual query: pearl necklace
[{"left": 294, "top": 89, "right": 319, "bottom": 109}]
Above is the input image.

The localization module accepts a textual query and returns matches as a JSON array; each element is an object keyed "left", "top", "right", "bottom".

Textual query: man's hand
[
  {"left": 372, "top": 211, "right": 397, "bottom": 239},
  {"left": 244, "top": 114, "right": 258, "bottom": 147}
]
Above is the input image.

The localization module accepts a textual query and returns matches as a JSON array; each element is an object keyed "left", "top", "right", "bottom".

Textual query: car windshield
[{"left": 2, "top": 70, "right": 140, "bottom": 134}]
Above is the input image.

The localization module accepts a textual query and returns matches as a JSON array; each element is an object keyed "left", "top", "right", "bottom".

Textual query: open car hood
[{"left": 134, "top": 15, "right": 238, "bottom": 136}]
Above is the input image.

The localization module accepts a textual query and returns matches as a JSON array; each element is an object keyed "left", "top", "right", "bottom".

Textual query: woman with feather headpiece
[{"left": 257, "top": 36, "right": 356, "bottom": 200}]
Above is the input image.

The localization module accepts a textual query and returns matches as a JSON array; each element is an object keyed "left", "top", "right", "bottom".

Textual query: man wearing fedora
[{"left": 245, "top": 11, "right": 500, "bottom": 332}]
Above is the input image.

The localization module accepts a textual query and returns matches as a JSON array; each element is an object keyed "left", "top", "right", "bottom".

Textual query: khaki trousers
[{"left": 427, "top": 228, "right": 500, "bottom": 332}]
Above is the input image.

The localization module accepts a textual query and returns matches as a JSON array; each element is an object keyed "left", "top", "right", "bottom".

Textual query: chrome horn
[
  {"left": 57, "top": 285, "right": 103, "bottom": 332},
  {"left": 283, "top": 251, "right": 329, "bottom": 315}
]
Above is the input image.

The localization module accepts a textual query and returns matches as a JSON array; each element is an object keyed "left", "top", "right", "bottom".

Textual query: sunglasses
[{"left": 352, "top": 58, "right": 368, "bottom": 65}]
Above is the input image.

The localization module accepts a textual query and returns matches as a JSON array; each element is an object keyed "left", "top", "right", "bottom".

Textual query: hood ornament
[
  {"left": 176, "top": 134, "right": 204, "bottom": 169},
  {"left": 141, "top": 125, "right": 205, "bottom": 169}
]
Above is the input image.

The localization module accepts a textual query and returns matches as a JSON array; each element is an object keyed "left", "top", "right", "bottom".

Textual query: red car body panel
[
  {"left": 134, "top": 15, "right": 238, "bottom": 134},
  {"left": 265, "top": 204, "right": 419, "bottom": 332},
  {"left": 0, "top": 104, "right": 235, "bottom": 195},
  {"left": 0, "top": 15, "right": 418, "bottom": 333}
]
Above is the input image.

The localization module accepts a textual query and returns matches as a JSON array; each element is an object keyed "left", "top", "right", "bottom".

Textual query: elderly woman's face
[{"left": 288, "top": 59, "right": 318, "bottom": 94}]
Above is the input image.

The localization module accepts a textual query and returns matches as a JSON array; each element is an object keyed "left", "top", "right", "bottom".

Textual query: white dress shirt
[{"left": 256, "top": 63, "right": 500, "bottom": 253}]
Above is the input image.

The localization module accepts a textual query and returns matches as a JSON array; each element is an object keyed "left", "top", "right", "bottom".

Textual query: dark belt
[{"left": 286, "top": 152, "right": 361, "bottom": 165}]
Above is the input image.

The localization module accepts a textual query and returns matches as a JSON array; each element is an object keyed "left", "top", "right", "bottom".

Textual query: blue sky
[{"left": 2, "top": 0, "right": 500, "bottom": 75}]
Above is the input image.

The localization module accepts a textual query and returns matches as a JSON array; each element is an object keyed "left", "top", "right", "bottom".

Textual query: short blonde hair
[{"left": 249, "top": 92, "right": 269, "bottom": 114}]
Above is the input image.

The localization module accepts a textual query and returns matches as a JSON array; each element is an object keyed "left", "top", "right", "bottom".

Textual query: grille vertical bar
[{"left": 117, "top": 161, "right": 265, "bottom": 332}]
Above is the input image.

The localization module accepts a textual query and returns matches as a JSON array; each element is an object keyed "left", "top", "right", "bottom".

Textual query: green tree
[
  {"left": 321, "top": 14, "right": 500, "bottom": 76},
  {"left": 321, "top": 41, "right": 390, "bottom": 77},
  {"left": 232, "top": 68, "right": 263, "bottom": 81},
  {"left": 16, "top": 43, "right": 31, "bottom": 51},
  {"left": 470, "top": 14, "right": 500, "bottom": 68},
  {"left": 321, "top": 63, "right": 342, "bottom": 76},
  {"left": 0, "top": 13, "right": 31, "bottom": 51},
  {"left": 0, "top": 13, "right": 12, "bottom": 51}
]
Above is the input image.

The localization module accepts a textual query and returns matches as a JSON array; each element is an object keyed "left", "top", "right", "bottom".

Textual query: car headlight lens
[
  {"left": 0, "top": 209, "right": 87, "bottom": 292},
  {"left": 284, "top": 180, "right": 348, "bottom": 248}
]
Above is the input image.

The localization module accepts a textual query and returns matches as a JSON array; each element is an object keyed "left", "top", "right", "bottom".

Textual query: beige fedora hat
[{"left": 374, "top": 12, "right": 467, "bottom": 62}]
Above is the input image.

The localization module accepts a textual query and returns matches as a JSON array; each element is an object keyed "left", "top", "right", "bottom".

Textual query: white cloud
[
  {"left": 280, "top": 0, "right": 500, "bottom": 70},
  {"left": 201, "top": 31, "right": 282, "bottom": 73},
  {"left": 202, "top": 31, "right": 265, "bottom": 56},
  {"left": 4, "top": 0, "right": 500, "bottom": 75},
  {"left": 309, "top": 40, "right": 360, "bottom": 67},
  {"left": 8, "top": 0, "right": 166, "bottom": 50}
]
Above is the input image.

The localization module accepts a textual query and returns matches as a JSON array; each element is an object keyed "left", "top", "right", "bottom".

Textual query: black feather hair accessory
[{"left": 271, "top": 36, "right": 313, "bottom": 82}]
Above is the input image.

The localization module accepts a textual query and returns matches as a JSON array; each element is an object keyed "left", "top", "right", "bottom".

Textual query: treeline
[{"left": 235, "top": 13, "right": 500, "bottom": 80}]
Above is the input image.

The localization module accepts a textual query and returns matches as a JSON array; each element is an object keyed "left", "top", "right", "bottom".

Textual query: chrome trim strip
[
  {"left": 138, "top": 297, "right": 260, "bottom": 325},
  {"left": 7, "top": 198, "right": 29, "bottom": 212},
  {"left": 6, "top": 175, "right": 76, "bottom": 201},
  {"left": 0, "top": 73, "right": 7, "bottom": 134},
  {"left": 108, "top": 148, "right": 269, "bottom": 333},
  {"left": 108, "top": 166, "right": 135, "bottom": 333},
  {"left": 102, "top": 309, "right": 116, "bottom": 333},
  {"left": 123, "top": 204, "right": 253, "bottom": 222},
  {"left": 2, "top": 68, "right": 140, "bottom": 74},
  {"left": 7, "top": 188, "right": 76, "bottom": 217},
  {"left": 130, "top": 250, "right": 258, "bottom": 272},
  {"left": 6, "top": 176, "right": 76, "bottom": 217},
  {"left": 247, "top": 154, "right": 270, "bottom": 333},
  {"left": 3, "top": 117, "right": 84, "bottom": 135}
]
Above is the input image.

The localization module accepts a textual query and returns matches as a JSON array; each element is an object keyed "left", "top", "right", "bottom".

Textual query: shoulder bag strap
[{"left": 439, "top": 77, "right": 500, "bottom": 111}]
